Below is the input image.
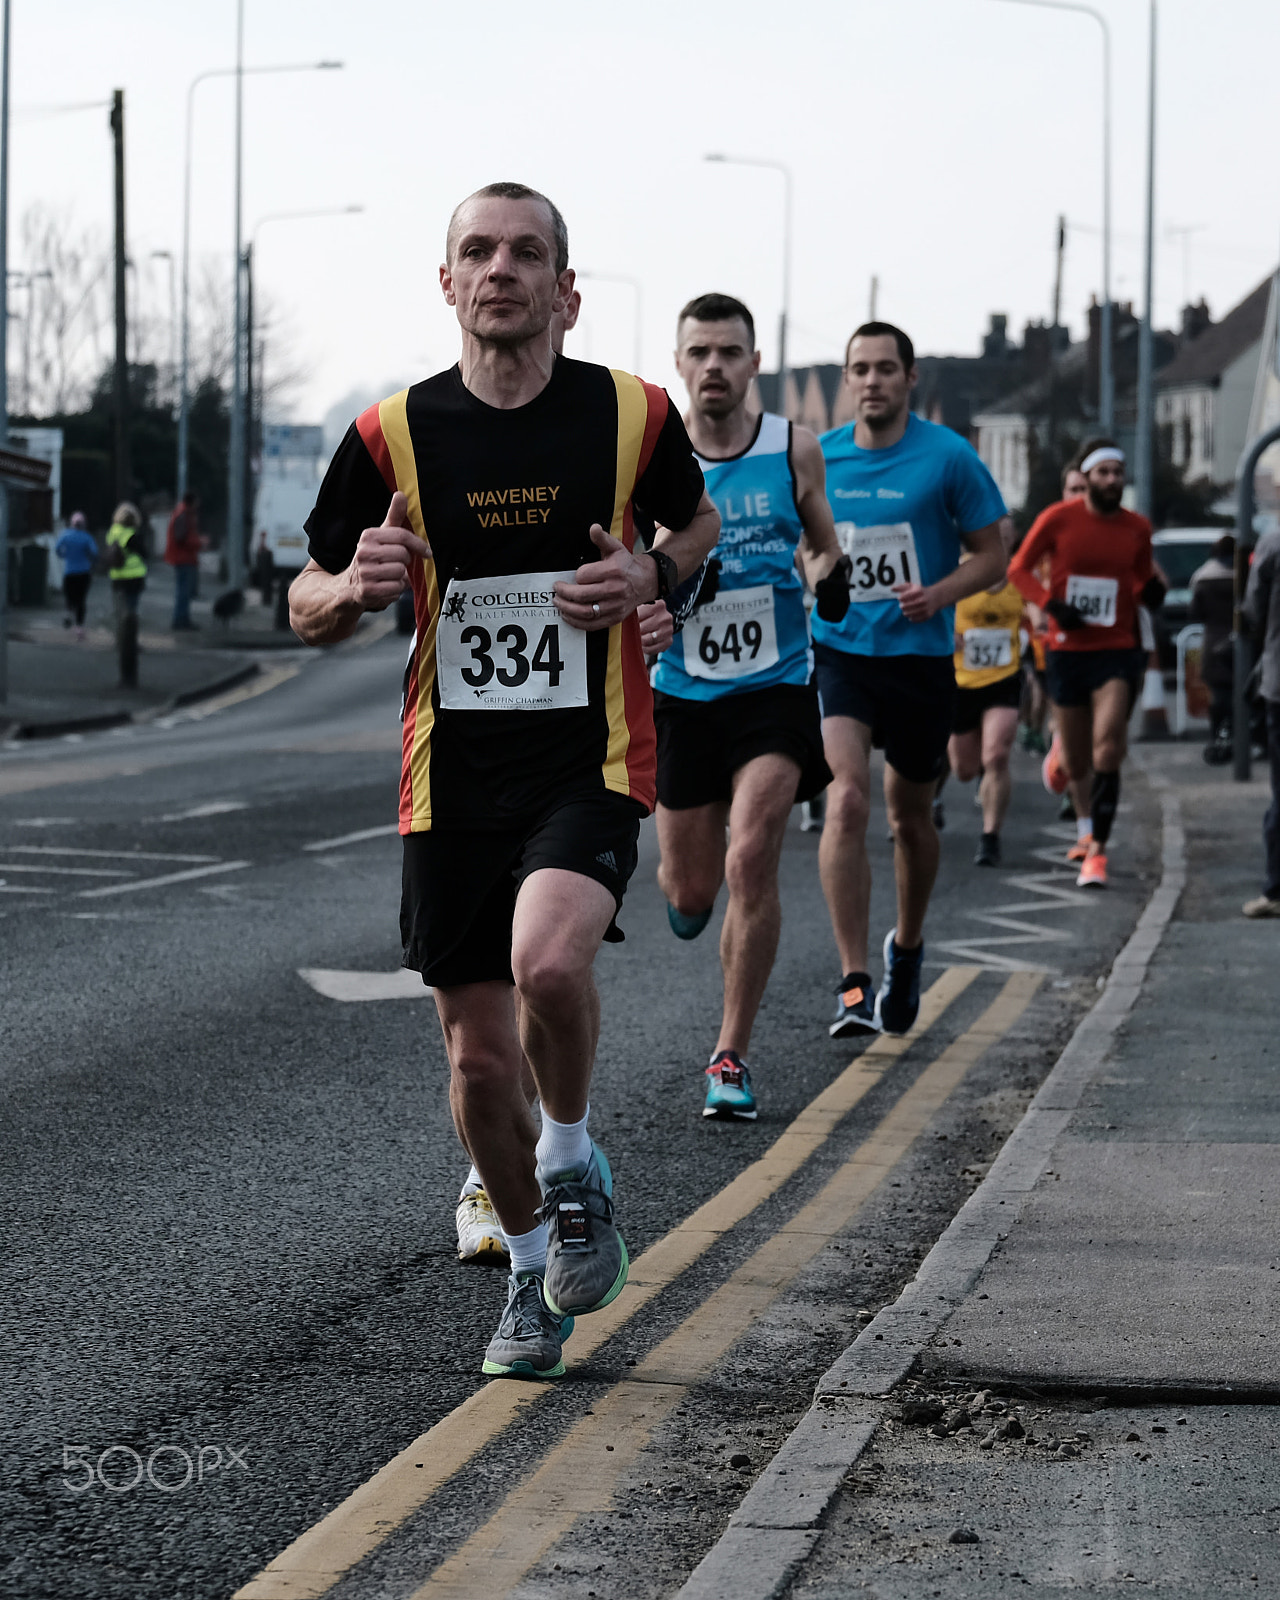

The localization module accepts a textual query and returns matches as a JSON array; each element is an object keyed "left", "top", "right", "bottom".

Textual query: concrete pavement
[
  {"left": 681, "top": 742, "right": 1280, "bottom": 1597},
  {"left": 1, "top": 564, "right": 389, "bottom": 738}
]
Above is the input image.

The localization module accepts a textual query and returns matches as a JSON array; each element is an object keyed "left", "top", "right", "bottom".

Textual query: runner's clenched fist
[{"left": 345, "top": 491, "right": 432, "bottom": 611}]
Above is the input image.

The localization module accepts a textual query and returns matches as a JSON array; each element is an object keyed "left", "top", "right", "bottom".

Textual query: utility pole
[
  {"left": 869, "top": 275, "right": 879, "bottom": 321},
  {"left": 110, "top": 89, "right": 129, "bottom": 505},
  {"left": 226, "top": 0, "right": 246, "bottom": 592},
  {"left": 243, "top": 243, "right": 253, "bottom": 557},
  {"left": 1052, "top": 215, "right": 1066, "bottom": 329},
  {"left": 1134, "top": 1, "right": 1157, "bottom": 519},
  {"left": 0, "top": 0, "right": 10, "bottom": 704}
]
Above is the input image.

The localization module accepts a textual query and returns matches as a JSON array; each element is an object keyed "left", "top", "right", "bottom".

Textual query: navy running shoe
[
  {"left": 829, "top": 973, "right": 880, "bottom": 1039},
  {"left": 874, "top": 930, "right": 923, "bottom": 1036}
]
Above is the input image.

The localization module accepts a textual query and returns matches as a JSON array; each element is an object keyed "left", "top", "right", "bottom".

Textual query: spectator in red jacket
[{"left": 165, "top": 492, "right": 203, "bottom": 630}]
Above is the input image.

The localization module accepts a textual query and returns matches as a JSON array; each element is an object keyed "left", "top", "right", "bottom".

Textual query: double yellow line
[{"left": 237, "top": 965, "right": 1040, "bottom": 1600}]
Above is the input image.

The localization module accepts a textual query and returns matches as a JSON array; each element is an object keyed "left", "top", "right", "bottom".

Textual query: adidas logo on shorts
[{"left": 595, "top": 850, "right": 618, "bottom": 874}]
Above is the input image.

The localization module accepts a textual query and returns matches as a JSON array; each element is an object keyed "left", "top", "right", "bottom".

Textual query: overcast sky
[{"left": 12, "top": 0, "right": 1279, "bottom": 435}]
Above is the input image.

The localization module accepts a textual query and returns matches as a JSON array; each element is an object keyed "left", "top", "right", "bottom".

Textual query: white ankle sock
[
  {"left": 503, "top": 1222, "right": 549, "bottom": 1277},
  {"left": 459, "top": 1165, "right": 483, "bottom": 1199},
  {"left": 536, "top": 1106, "right": 592, "bottom": 1177},
  {"left": 1077, "top": 816, "right": 1093, "bottom": 840}
]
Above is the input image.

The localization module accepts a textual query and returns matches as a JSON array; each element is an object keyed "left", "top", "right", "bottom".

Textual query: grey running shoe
[
  {"left": 481, "top": 1272, "right": 574, "bottom": 1379},
  {"left": 539, "top": 1140, "right": 629, "bottom": 1318}
]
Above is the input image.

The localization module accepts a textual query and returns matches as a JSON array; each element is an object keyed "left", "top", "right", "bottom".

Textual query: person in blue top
[
  {"left": 55, "top": 511, "right": 98, "bottom": 639},
  {"left": 653, "top": 293, "right": 850, "bottom": 1121},
  {"left": 815, "top": 322, "right": 1006, "bottom": 1039}
]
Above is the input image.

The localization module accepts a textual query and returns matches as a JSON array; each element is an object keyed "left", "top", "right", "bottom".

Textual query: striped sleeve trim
[{"left": 356, "top": 402, "right": 397, "bottom": 491}]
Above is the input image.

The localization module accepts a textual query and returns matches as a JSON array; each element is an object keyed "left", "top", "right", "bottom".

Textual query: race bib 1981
[
  {"left": 684, "top": 584, "right": 779, "bottom": 681},
  {"left": 1064, "top": 573, "right": 1118, "bottom": 627},
  {"left": 834, "top": 522, "right": 920, "bottom": 602},
  {"left": 962, "top": 627, "right": 1013, "bottom": 671},
  {"left": 436, "top": 571, "right": 588, "bottom": 710}
]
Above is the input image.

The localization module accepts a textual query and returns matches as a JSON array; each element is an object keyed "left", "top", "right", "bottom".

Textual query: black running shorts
[
  {"left": 400, "top": 791, "right": 645, "bottom": 988},
  {"left": 1045, "top": 647, "right": 1146, "bottom": 711},
  {"left": 951, "top": 672, "right": 1023, "bottom": 736},
  {"left": 653, "top": 682, "right": 831, "bottom": 810},
  {"left": 812, "top": 644, "right": 957, "bottom": 785}
]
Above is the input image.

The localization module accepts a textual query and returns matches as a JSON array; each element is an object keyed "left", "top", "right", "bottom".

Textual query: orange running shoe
[
  {"left": 1076, "top": 851, "right": 1108, "bottom": 889},
  {"left": 1041, "top": 735, "right": 1069, "bottom": 796},
  {"left": 1067, "top": 834, "right": 1092, "bottom": 863}
]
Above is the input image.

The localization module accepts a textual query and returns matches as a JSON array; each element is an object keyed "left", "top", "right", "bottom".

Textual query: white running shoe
[{"left": 455, "top": 1188, "right": 508, "bottom": 1263}]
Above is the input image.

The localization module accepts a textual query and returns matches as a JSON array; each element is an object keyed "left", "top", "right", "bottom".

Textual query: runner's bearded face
[
  {"left": 1085, "top": 458, "right": 1125, "bottom": 516},
  {"left": 843, "top": 334, "right": 914, "bottom": 433},
  {"left": 441, "top": 195, "right": 572, "bottom": 347},
  {"left": 675, "top": 317, "right": 759, "bottom": 421}
]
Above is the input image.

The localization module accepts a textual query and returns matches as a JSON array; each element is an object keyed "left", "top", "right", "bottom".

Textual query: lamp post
[
  {"left": 575, "top": 271, "right": 642, "bottom": 373},
  {"left": 1133, "top": 0, "right": 1157, "bottom": 520},
  {"left": 175, "top": 56, "right": 342, "bottom": 509},
  {"left": 0, "top": 0, "right": 10, "bottom": 703},
  {"left": 989, "top": 0, "right": 1113, "bottom": 434},
  {"left": 704, "top": 153, "right": 792, "bottom": 417}
]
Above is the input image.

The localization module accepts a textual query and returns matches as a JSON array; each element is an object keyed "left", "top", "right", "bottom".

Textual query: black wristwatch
[{"left": 649, "top": 548, "right": 678, "bottom": 602}]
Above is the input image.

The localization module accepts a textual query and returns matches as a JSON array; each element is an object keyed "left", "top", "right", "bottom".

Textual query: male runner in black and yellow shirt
[{"left": 291, "top": 182, "right": 719, "bottom": 1379}]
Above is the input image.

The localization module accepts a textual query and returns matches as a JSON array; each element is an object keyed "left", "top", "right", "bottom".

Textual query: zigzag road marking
[{"left": 933, "top": 834, "right": 1092, "bottom": 972}]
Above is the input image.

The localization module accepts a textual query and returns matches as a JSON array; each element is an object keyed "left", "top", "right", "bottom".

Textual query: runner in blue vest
[
  {"left": 815, "top": 323, "right": 1006, "bottom": 1039},
  {"left": 653, "top": 293, "right": 850, "bottom": 1120}
]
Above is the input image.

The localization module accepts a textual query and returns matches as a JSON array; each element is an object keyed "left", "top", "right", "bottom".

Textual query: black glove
[
  {"left": 1140, "top": 575, "right": 1167, "bottom": 611},
  {"left": 815, "top": 554, "right": 853, "bottom": 624},
  {"left": 1046, "top": 597, "right": 1087, "bottom": 631}
]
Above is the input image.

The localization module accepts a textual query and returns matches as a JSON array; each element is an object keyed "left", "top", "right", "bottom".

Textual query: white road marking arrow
[{"left": 297, "top": 968, "right": 431, "bottom": 1001}]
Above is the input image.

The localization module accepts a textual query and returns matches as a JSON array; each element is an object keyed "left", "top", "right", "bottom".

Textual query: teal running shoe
[
  {"left": 703, "top": 1049, "right": 757, "bottom": 1120},
  {"left": 481, "top": 1271, "right": 574, "bottom": 1379},
  {"left": 539, "top": 1140, "right": 629, "bottom": 1318},
  {"left": 668, "top": 902, "right": 712, "bottom": 940}
]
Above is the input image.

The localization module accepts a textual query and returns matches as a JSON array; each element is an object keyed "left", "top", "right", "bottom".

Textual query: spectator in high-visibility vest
[{"left": 106, "top": 501, "right": 146, "bottom": 687}]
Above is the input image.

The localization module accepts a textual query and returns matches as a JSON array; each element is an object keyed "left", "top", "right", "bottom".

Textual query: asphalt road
[{"left": 0, "top": 632, "right": 1161, "bottom": 1600}]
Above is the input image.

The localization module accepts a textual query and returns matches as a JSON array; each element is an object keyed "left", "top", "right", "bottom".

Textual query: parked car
[{"left": 1151, "top": 528, "right": 1226, "bottom": 668}]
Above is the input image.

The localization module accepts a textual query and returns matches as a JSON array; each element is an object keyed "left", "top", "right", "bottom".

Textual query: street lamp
[
  {"left": 575, "top": 271, "right": 642, "bottom": 373},
  {"left": 175, "top": 54, "right": 342, "bottom": 508},
  {"left": 1133, "top": 0, "right": 1158, "bottom": 520},
  {"left": 704, "top": 153, "right": 792, "bottom": 417},
  {"left": 0, "top": 0, "right": 11, "bottom": 703},
  {"left": 989, "top": 0, "right": 1113, "bottom": 435}
]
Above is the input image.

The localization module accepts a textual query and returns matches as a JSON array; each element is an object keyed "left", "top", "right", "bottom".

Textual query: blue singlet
[{"left": 654, "top": 412, "right": 812, "bottom": 701}]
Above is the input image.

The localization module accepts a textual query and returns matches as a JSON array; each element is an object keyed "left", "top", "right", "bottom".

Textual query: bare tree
[
  {"left": 17, "top": 204, "right": 110, "bottom": 414},
  {"left": 13, "top": 203, "right": 310, "bottom": 420}
]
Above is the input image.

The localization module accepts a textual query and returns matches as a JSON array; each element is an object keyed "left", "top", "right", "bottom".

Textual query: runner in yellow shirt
[{"left": 946, "top": 523, "right": 1024, "bottom": 866}]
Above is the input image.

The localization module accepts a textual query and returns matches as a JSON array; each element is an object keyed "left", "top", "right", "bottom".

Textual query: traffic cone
[{"left": 1139, "top": 650, "right": 1170, "bottom": 740}]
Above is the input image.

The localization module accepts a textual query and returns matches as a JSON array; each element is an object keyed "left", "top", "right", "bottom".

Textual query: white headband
[{"left": 1081, "top": 446, "right": 1124, "bottom": 473}]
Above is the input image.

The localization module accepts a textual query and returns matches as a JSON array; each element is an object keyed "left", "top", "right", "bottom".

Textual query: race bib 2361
[{"left": 834, "top": 522, "right": 920, "bottom": 603}]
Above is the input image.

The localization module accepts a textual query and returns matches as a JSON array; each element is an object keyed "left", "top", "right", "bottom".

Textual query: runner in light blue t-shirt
[
  {"left": 814, "top": 323, "right": 1006, "bottom": 1043},
  {"left": 652, "top": 292, "right": 850, "bottom": 1123}
]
